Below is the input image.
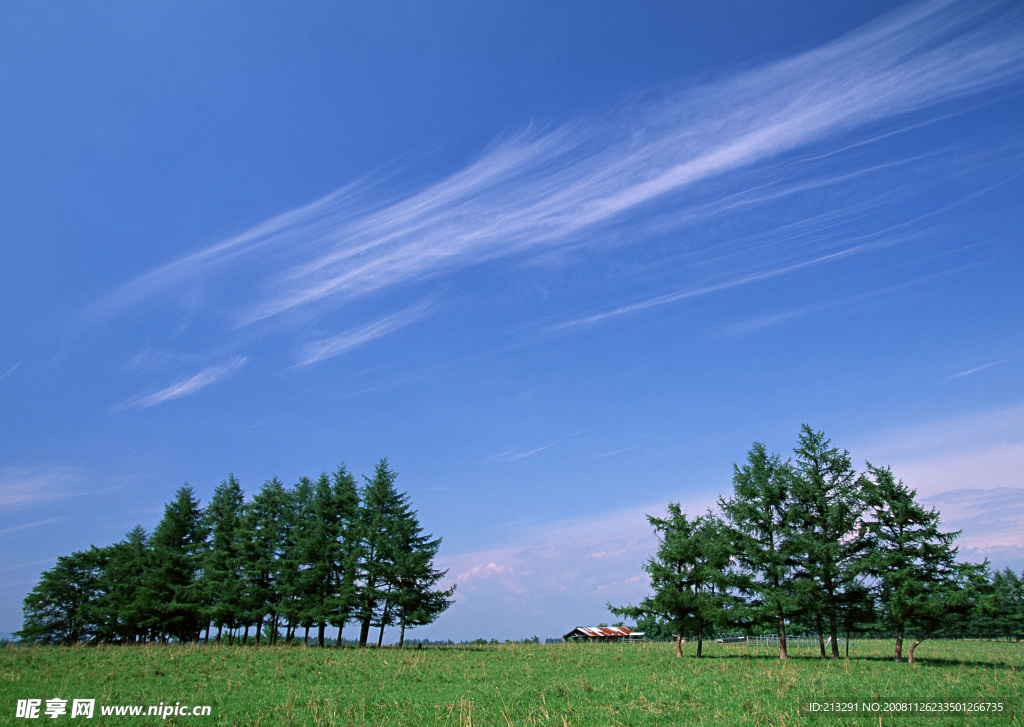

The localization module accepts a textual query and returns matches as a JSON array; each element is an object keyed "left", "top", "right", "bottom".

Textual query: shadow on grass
[{"left": 667, "top": 649, "right": 1018, "bottom": 668}]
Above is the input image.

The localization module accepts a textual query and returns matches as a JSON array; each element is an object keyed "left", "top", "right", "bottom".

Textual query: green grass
[{"left": 2, "top": 639, "right": 1021, "bottom": 725}]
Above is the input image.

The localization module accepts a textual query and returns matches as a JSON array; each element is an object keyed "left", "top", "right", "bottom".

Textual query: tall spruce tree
[
  {"left": 611, "top": 507, "right": 736, "bottom": 658},
  {"left": 321, "top": 466, "right": 361, "bottom": 647},
  {"left": 388, "top": 500, "right": 455, "bottom": 648},
  {"left": 352, "top": 458, "right": 453, "bottom": 647},
  {"left": 141, "top": 485, "right": 208, "bottom": 643},
  {"left": 238, "top": 477, "right": 289, "bottom": 645},
  {"left": 354, "top": 459, "right": 408, "bottom": 647},
  {"left": 719, "top": 442, "right": 799, "bottom": 659},
  {"left": 95, "top": 526, "right": 150, "bottom": 643},
  {"left": 863, "top": 464, "right": 961, "bottom": 662},
  {"left": 200, "top": 475, "right": 246, "bottom": 644},
  {"left": 788, "top": 426, "right": 870, "bottom": 658},
  {"left": 279, "top": 476, "right": 315, "bottom": 643}
]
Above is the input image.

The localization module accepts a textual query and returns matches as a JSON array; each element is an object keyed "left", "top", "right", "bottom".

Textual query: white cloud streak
[
  {"left": 0, "top": 360, "right": 22, "bottom": 383},
  {"left": 295, "top": 299, "right": 432, "bottom": 366},
  {"left": 116, "top": 356, "right": 248, "bottom": 410},
  {"left": 0, "top": 518, "right": 65, "bottom": 536},
  {"left": 96, "top": 0, "right": 1024, "bottom": 331},
  {"left": 938, "top": 360, "right": 1004, "bottom": 383},
  {"left": 0, "top": 466, "right": 113, "bottom": 508}
]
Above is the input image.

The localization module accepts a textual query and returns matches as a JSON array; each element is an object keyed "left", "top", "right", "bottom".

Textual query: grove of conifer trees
[
  {"left": 17, "top": 458, "right": 454, "bottom": 648},
  {"left": 612, "top": 426, "right": 1024, "bottom": 663}
]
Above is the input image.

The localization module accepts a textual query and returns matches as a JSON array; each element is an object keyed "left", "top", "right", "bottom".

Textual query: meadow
[{"left": 2, "top": 639, "right": 1021, "bottom": 726}]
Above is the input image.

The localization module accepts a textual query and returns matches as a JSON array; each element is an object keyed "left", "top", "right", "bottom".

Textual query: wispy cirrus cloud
[
  {"left": 95, "top": 0, "right": 1024, "bottom": 336},
  {"left": 115, "top": 356, "right": 248, "bottom": 411},
  {"left": 0, "top": 517, "right": 65, "bottom": 536},
  {"left": 295, "top": 298, "right": 433, "bottom": 367},
  {"left": 0, "top": 360, "right": 22, "bottom": 383},
  {"left": 483, "top": 442, "right": 559, "bottom": 463},
  {"left": 0, "top": 466, "right": 113, "bottom": 508},
  {"left": 938, "top": 360, "right": 1005, "bottom": 383}
]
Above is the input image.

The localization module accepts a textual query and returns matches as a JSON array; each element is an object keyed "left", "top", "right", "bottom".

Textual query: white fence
[{"left": 747, "top": 634, "right": 856, "bottom": 648}]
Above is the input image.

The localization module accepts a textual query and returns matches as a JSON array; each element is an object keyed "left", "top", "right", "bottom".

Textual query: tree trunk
[
  {"left": 255, "top": 617, "right": 263, "bottom": 646},
  {"left": 216, "top": 623, "right": 223, "bottom": 645},
  {"left": 399, "top": 616, "right": 406, "bottom": 649},
  {"left": 317, "top": 622, "right": 326, "bottom": 648},
  {"left": 777, "top": 607, "right": 789, "bottom": 660},
  {"left": 337, "top": 621, "right": 346, "bottom": 648},
  {"left": 828, "top": 611, "right": 840, "bottom": 659},
  {"left": 696, "top": 625, "right": 704, "bottom": 658},
  {"left": 303, "top": 625, "right": 310, "bottom": 646},
  {"left": 894, "top": 623, "right": 904, "bottom": 662},
  {"left": 243, "top": 624, "right": 250, "bottom": 645},
  {"left": 908, "top": 635, "right": 929, "bottom": 664},
  {"left": 815, "top": 614, "right": 826, "bottom": 658},
  {"left": 358, "top": 615, "right": 372, "bottom": 647},
  {"left": 674, "top": 633, "right": 683, "bottom": 658}
]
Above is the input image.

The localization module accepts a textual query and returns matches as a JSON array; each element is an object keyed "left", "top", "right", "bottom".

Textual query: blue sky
[{"left": 2, "top": 0, "right": 1023, "bottom": 642}]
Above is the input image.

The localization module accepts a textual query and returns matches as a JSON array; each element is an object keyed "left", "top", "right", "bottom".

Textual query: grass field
[{"left": 2, "top": 639, "right": 1021, "bottom": 725}]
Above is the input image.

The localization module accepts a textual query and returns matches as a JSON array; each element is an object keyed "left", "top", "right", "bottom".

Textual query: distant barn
[{"left": 563, "top": 626, "right": 645, "bottom": 642}]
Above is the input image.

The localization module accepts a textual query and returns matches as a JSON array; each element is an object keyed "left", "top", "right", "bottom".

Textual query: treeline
[
  {"left": 17, "top": 459, "right": 454, "bottom": 648},
  {"left": 612, "top": 426, "right": 1024, "bottom": 663}
]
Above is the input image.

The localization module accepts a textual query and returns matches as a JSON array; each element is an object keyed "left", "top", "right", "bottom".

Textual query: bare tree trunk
[
  {"left": 399, "top": 616, "right": 406, "bottom": 649},
  {"left": 337, "top": 621, "right": 346, "bottom": 648},
  {"left": 828, "top": 611, "right": 840, "bottom": 659},
  {"left": 778, "top": 607, "right": 789, "bottom": 660},
  {"left": 816, "top": 613, "right": 826, "bottom": 658},
  {"left": 358, "top": 615, "right": 371, "bottom": 647},
  {"left": 696, "top": 624, "right": 704, "bottom": 658},
  {"left": 894, "top": 624, "right": 904, "bottom": 662},
  {"left": 674, "top": 633, "right": 683, "bottom": 658},
  {"left": 908, "top": 635, "right": 929, "bottom": 664},
  {"left": 303, "top": 625, "right": 310, "bottom": 646},
  {"left": 317, "top": 622, "right": 325, "bottom": 648}
]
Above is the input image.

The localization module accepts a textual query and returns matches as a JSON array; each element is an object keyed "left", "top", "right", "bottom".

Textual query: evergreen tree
[
  {"left": 279, "top": 476, "right": 315, "bottom": 643},
  {"left": 388, "top": 501, "right": 455, "bottom": 648},
  {"left": 200, "top": 475, "right": 246, "bottom": 643},
  {"left": 719, "top": 442, "right": 799, "bottom": 659},
  {"left": 17, "top": 547, "right": 108, "bottom": 645},
  {"left": 95, "top": 526, "right": 150, "bottom": 643},
  {"left": 310, "top": 466, "right": 361, "bottom": 647},
  {"left": 610, "top": 507, "right": 737, "bottom": 657},
  {"left": 788, "top": 426, "right": 870, "bottom": 658},
  {"left": 141, "top": 485, "right": 208, "bottom": 643},
  {"left": 352, "top": 458, "right": 453, "bottom": 647},
  {"left": 238, "top": 477, "right": 289, "bottom": 645},
  {"left": 863, "top": 464, "right": 960, "bottom": 661},
  {"left": 353, "top": 459, "right": 409, "bottom": 647}
]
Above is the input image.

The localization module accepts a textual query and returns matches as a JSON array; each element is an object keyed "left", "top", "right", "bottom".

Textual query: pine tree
[
  {"left": 352, "top": 458, "right": 453, "bottom": 647},
  {"left": 863, "top": 464, "right": 961, "bottom": 661},
  {"left": 311, "top": 466, "right": 361, "bottom": 647},
  {"left": 719, "top": 442, "right": 799, "bottom": 659},
  {"left": 95, "top": 526, "right": 150, "bottom": 643},
  {"left": 200, "top": 475, "right": 246, "bottom": 644},
  {"left": 141, "top": 485, "right": 208, "bottom": 643},
  {"left": 388, "top": 501, "right": 455, "bottom": 648},
  {"left": 17, "top": 547, "right": 108, "bottom": 645},
  {"left": 610, "top": 507, "right": 737, "bottom": 657},
  {"left": 354, "top": 459, "right": 407, "bottom": 647},
  {"left": 278, "top": 476, "right": 315, "bottom": 643},
  {"left": 238, "top": 477, "right": 289, "bottom": 645},
  {"left": 788, "top": 426, "right": 870, "bottom": 658}
]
